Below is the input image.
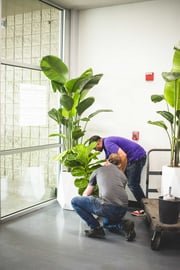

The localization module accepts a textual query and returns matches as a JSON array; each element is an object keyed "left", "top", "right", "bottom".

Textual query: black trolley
[{"left": 141, "top": 149, "right": 180, "bottom": 250}]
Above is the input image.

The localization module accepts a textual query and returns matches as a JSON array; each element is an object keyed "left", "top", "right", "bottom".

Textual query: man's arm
[
  {"left": 83, "top": 185, "right": 95, "bottom": 196},
  {"left": 117, "top": 148, "right": 127, "bottom": 172}
]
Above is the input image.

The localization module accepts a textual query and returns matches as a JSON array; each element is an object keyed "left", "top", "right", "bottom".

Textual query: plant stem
[{"left": 175, "top": 80, "right": 180, "bottom": 165}]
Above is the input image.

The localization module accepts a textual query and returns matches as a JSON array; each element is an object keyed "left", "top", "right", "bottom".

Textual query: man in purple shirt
[{"left": 89, "top": 135, "right": 146, "bottom": 216}]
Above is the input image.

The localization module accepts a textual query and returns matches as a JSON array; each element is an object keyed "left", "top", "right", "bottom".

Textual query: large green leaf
[
  {"left": 48, "top": 108, "right": 64, "bottom": 124},
  {"left": 74, "top": 178, "right": 88, "bottom": 189},
  {"left": 147, "top": 120, "right": 168, "bottom": 130},
  {"left": 72, "top": 127, "right": 85, "bottom": 140},
  {"left": 65, "top": 78, "right": 80, "bottom": 95},
  {"left": 70, "top": 91, "right": 81, "bottom": 117},
  {"left": 51, "top": 81, "right": 65, "bottom": 93},
  {"left": 87, "top": 109, "right": 113, "bottom": 119},
  {"left": 71, "top": 167, "right": 86, "bottom": 176},
  {"left": 162, "top": 50, "right": 180, "bottom": 109},
  {"left": 172, "top": 47, "right": 180, "bottom": 72},
  {"left": 162, "top": 72, "right": 180, "bottom": 82},
  {"left": 49, "top": 133, "right": 66, "bottom": 138},
  {"left": 60, "top": 94, "right": 74, "bottom": 111},
  {"left": 65, "top": 69, "right": 93, "bottom": 94},
  {"left": 40, "top": 55, "right": 69, "bottom": 84},
  {"left": 76, "top": 97, "right": 95, "bottom": 116},
  {"left": 164, "top": 79, "right": 180, "bottom": 109},
  {"left": 65, "top": 70, "right": 103, "bottom": 97},
  {"left": 87, "top": 141, "right": 98, "bottom": 152},
  {"left": 156, "top": 111, "right": 173, "bottom": 124},
  {"left": 80, "top": 68, "right": 93, "bottom": 77},
  {"left": 163, "top": 81, "right": 175, "bottom": 107},
  {"left": 150, "top": 95, "right": 164, "bottom": 103},
  {"left": 82, "top": 74, "right": 103, "bottom": 91}
]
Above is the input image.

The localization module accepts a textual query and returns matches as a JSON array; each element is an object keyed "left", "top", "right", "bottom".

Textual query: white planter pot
[
  {"left": 161, "top": 165, "right": 180, "bottom": 198},
  {"left": 57, "top": 171, "right": 79, "bottom": 210}
]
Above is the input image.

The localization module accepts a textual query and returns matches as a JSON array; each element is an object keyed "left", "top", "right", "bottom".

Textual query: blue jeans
[
  {"left": 71, "top": 196, "right": 127, "bottom": 230},
  {"left": 125, "top": 157, "right": 146, "bottom": 204}
]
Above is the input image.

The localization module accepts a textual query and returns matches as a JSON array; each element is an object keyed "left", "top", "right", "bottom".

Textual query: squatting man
[{"left": 71, "top": 153, "right": 136, "bottom": 241}]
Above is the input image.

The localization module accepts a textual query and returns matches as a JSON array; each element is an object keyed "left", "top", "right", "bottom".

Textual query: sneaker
[
  {"left": 85, "top": 226, "right": 105, "bottom": 239},
  {"left": 122, "top": 219, "right": 136, "bottom": 241},
  {"left": 131, "top": 209, "right": 145, "bottom": 217}
]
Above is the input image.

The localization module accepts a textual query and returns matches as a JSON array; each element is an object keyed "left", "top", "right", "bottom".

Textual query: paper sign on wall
[{"left": 19, "top": 84, "right": 47, "bottom": 126}]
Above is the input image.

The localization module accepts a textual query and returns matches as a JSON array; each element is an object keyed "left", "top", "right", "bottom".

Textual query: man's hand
[
  {"left": 83, "top": 185, "right": 94, "bottom": 196},
  {"left": 117, "top": 148, "right": 127, "bottom": 172}
]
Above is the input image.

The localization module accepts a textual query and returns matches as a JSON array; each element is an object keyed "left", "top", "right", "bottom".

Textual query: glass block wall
[
  {"left": 1, "top": 0, "right": 61, "bottom": 149},
  {"left": 0, "top": 0, "right": 65, "bottom": 218}
]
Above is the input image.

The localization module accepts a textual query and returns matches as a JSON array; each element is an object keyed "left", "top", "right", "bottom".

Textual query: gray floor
[{"left": 0, "top": 201, "right": 180, "bottom": 270}]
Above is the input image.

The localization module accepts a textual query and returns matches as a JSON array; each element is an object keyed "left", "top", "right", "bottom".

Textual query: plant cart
[
  {"left": 142, "top": 149, "right": 180, "bottom": 251},
  {"left": 142, "top": 198, "right": 180, "bottom": 250}
]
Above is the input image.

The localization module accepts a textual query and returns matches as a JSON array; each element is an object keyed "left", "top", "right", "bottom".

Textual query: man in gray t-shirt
[
  {"left": 71, "top": 153, "right": 136, "bottom": 241},
  {"left": 89, "top": 163, "right": 128, "bottom": 207}
]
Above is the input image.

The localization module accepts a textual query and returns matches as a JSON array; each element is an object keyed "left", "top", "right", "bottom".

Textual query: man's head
[
  {"left": 107, "top": 153, "right": 122, "bottom": 169},
  {"left": 89, "top": 135, "right": 103, "bottom": 151}
]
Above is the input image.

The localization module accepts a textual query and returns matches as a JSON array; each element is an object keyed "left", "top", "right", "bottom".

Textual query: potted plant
[
  {"left": 58, "top": 141, "right": 105, "bottom": 196},
  {"left": 148, "top": 44, "right": 180, "bottom": 197},
  {"left": 53, "top": 140, "right": 105, "bottom": 209},
  {"left": 40, "top": 55, "right": 112, "bottom": 209}
]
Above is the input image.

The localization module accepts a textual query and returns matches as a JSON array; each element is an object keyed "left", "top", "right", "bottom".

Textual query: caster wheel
[{"left": 151, "top": 231, "right": 161, "bottom": 250}]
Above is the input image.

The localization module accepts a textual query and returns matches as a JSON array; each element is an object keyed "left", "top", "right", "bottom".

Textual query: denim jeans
[
  {"left": 125, "top": 157, "right": 146, "bottom": 204},
  {"left": 71, "top": 196, "right": 127, "bottom": 230}
]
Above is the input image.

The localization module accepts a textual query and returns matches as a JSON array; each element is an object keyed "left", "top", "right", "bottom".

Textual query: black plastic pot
[{"left": 159, "top": 196, "right": 180, "bottom": 224}]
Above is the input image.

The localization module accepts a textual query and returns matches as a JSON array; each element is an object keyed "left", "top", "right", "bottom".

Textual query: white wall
[
  {"left": 69, "top": 0, "right": 180, "bottom": 198},
  {"left": 76, "top": 0, "right": 180, "bottom": 145}
]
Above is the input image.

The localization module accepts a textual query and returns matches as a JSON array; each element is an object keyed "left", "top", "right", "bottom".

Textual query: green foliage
[
  {"left": 148, "top": 45, "right": 180, "bottom": 166},
  {"left": 40, "top": 55, "right": 112, "bottom": 151},
  {"left": 40, "top": 55, "right": 112, "bottom": 193},
  {"left": 54, "top": 142, "right": 105, "bottom": 195}
]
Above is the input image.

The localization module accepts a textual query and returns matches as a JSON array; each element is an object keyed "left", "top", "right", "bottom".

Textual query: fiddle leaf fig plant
[
  {"left": 54, "top": 141, "right": 105, "bottom": 195},
  {"left": 148, "top": 45, "right": 180, "bottom": 167}
]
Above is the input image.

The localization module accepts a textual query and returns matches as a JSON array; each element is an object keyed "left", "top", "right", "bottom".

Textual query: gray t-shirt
[{"left": 89, "top": 164, "right": 128, "bottom": 207}]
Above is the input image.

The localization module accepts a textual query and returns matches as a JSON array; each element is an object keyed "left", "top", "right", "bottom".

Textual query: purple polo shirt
[{"left": 103, "top": 136, "right": 146, "bottom": 162}]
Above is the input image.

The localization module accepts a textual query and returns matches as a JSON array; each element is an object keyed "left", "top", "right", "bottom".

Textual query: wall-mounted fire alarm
[
  {"left": 132, "top": 131, "right": 139, "bottom": 141},
  {"left": 145, "top": 72, "right": 154, "bottom": 81}
]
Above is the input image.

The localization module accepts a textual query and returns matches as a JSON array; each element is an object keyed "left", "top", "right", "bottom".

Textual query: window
[{"left": 0, "top": 0, "right": 65, "bottom": 218}]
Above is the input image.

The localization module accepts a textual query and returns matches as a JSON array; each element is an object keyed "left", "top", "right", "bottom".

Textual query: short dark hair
[
  {"left": 108, "top": 153, "right": 121, "bottom": 165},
  {"left": 89, "top": 135, "right": 101, "bottom": 145}
]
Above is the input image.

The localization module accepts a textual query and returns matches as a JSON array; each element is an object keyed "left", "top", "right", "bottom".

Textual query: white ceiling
[{"left": 48, "top": 0, "right": 153, "bottom": 10}]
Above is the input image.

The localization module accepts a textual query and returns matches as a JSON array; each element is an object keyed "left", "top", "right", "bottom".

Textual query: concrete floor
[{"left": 0, "top": 201, "right": 180, "bottom": 270}]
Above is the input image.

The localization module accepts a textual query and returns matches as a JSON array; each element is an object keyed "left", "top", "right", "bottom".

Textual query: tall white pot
[
  {"left": 57, "top": 171, "right": 79, "bottom": 210},
  {"left": 161, "top": 165, "right": 180, "bottom": 198}
]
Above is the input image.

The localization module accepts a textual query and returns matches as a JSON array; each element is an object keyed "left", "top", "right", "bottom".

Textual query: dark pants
[{"left": 125, "top": 157, "right": 146, "bottom": 204}]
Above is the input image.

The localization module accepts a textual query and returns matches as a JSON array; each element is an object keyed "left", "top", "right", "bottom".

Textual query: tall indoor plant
[
  {"left": 40, "top": 55, "right": 112, "bottom": 161},
  {"left": 148, "top": 45, "right": 180, "bottom": 197},
  {"left": 40, "top": 55, "right": 112, "bottom": 208}
]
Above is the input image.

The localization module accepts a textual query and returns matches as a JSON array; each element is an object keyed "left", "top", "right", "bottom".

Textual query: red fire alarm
[
  {"left": 145, "top": 72, "right": 154, "bottom": 81},
  {"left": 132, "top": 131, "right": 139, "bottom": 141}
]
